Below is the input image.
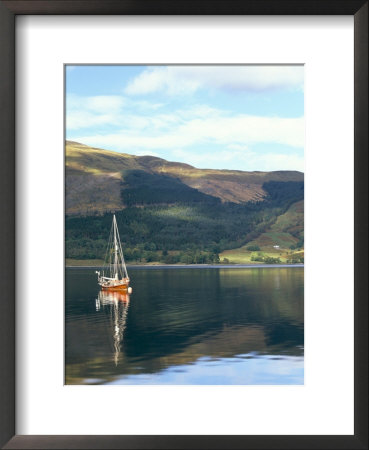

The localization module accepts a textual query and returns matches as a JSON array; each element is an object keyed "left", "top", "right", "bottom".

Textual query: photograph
[{"left": 65, "top": 64, "right": 304, "bottom": 385}]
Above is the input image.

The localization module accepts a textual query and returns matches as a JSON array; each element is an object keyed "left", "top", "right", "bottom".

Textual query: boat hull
[{"left": 101, "top": 282, "right": 129, "bottom": 292}]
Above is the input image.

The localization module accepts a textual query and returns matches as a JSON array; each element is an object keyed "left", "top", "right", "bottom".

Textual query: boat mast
[
  {"left": 113, "top": 214, "right": 118, "bottom": 280},
  {"left": 110, "top": 214, "right": 129, "bottom": 281}
]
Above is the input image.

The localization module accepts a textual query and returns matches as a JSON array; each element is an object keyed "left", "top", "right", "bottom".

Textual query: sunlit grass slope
[{"left": 220, "top": 201, "right": 304, "bottom": 264}]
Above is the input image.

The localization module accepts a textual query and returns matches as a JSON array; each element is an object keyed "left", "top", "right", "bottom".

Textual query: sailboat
[{"left": 96, "top": 214, "right": 132, "bottom": 293}]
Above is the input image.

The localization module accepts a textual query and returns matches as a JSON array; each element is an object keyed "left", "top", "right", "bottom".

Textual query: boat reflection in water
[{"left": 95, "top": 290, "right": 130, "bottom": 366}]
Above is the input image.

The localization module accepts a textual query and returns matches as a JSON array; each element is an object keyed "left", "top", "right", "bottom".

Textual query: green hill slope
[
  {"left": 220, "top": 200, "right": 304, "bottom": 264},
  {"left": 65, "top": 141, "right": 304, "bottom": 264}
]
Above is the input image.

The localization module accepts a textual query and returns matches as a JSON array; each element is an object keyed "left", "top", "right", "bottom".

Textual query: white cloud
[
  {"left": 133, "top": 150, "right": 161, "bottom": 157},
  {"left": 171, "top": 147, "right": 304, "bottom": 172},
  {"left": 125, "top": 66, "right": 304, "bottom": 96},
  {"left": 67, "top": 111, "right": 118, "bottom": 130},
  {"left": 178, "top": 115, "right": 304, "bottom": 148},
  {"left": 66, "top": 92, "right": 304, "bottom": 171},
  {"left": 134, "top": 100, "right": 165, "bottom": 110},
  {"left": 66, "top": 94, "right": 126, "bottom": 130},
  {"left": 177, "top": 105, "right": 223, "bottom": 119},
  {"left": 67, "top": 94, "right": 125, "bottom": 113},
  {"left": 259, "top": 153, "right": 304, "bottom": 172},
  {"left": 74, "top": 114, "right": 304, "bottom": 150},
  {"left": 84, "top": 95, "right": 125, "bottom": 113},
  {"left": 66, "top": 94, "right": 167, "bottom": 131}
]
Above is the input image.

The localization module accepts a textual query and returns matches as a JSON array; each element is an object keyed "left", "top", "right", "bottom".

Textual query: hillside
[
  {"left": 220, "top": 200, "right": 304, "bottom": 264},
  {"left": 65, "top": 141, "right": 304, "bottom": 264},
  {"left": 66, "top": 141, "right": 303, "bottom": 215}
]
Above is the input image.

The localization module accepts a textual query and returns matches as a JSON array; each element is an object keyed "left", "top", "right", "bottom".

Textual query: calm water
[{"left": 65, "top": 266, "right": 304, "bottom": 385}]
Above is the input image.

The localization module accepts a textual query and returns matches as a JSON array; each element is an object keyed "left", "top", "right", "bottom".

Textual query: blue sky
[{"left": 66, "top": 65, "right": 304, "bottom": 172}]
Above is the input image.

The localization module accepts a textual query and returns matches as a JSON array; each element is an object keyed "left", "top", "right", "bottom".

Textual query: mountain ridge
[
  {"left": 65, "top": 141, "right": 304, "bottom": 264},
  {"left": 66, "top": 140, "right": 303, "bottom": 216}
]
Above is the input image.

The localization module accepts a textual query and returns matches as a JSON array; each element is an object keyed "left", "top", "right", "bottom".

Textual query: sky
[{"left": 66, "top": 65, "right": 304, "bottom": 172}]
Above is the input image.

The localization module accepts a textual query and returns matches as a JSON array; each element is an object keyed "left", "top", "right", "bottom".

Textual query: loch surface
[{"left": 65, "top": 266, "right": 304, "bottom": 385}]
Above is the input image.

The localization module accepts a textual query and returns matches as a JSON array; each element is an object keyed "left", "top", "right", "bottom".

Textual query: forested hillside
[{"left": 65, "top": 141, "right": 304, "bottom": 264}]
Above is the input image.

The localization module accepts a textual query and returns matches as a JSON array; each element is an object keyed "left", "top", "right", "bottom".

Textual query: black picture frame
[{"left": 0, "top": 1, "right": 367, "bottom": 449}]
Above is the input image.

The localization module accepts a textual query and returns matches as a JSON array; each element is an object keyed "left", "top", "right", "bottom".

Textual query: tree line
[{"left": 65, "top": 180, "right": 304, "bottom": 263}]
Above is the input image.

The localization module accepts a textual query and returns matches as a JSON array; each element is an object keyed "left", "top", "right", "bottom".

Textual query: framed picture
[
  {"left": 0, "top": 1, "right": 367, "bottom": 449},
  {"left": 64, "top": 62, "right": 306, "bottom": 388}
]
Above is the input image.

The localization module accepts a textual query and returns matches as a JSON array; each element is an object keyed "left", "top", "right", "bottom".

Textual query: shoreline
[{"left": 66, "top": 263, "right": 304, "bottom": 269}]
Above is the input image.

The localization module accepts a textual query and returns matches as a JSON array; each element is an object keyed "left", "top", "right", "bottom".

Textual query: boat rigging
[{"left": 96, "top": 214, "right": 132, "bottom": 293}]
